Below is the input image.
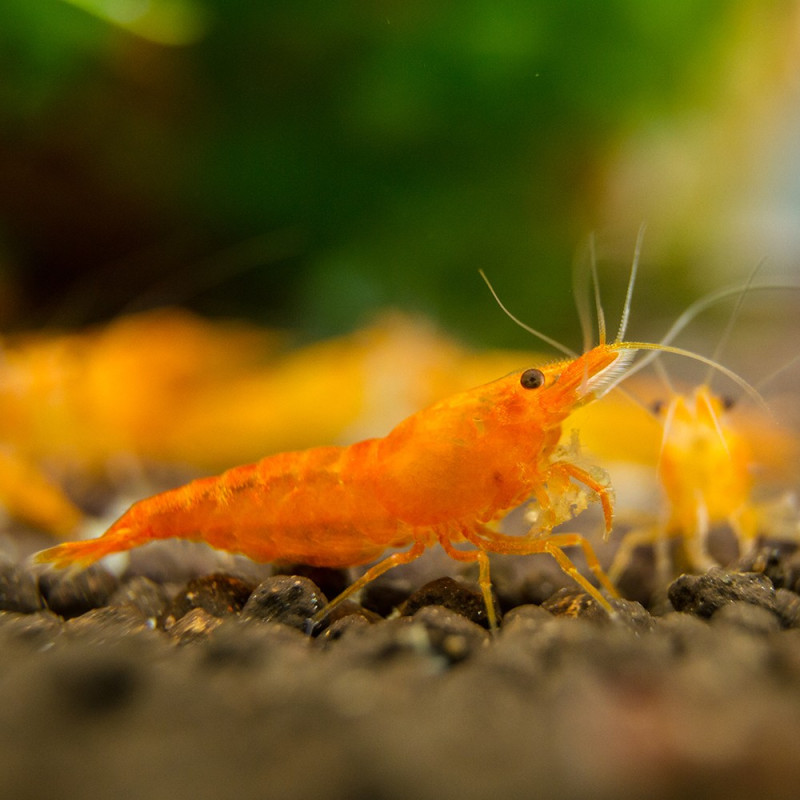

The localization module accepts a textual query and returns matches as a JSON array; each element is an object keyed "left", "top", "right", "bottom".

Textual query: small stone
[
  {"left": 774, "top": 588, "right": 800, "bottom": 629},
  {"left": 399, "top": 577, "right": 498, "bottom": 629},
  {"left": 321, "top": 616, "right": 434, "bottom": 665},
  {"left": 241, "top": 575, "right": 327, "bottom": 631},
  {"left": 38, "top": 566, "right": 119, "bottom": 619},
  {"left": 0, "top": 563, "right": 44, "bottom": 613},
  {"left": 735, "top": 546, "right": 792, "bottom": 589},
  {"left": 161, "top": 573, "right": 254, "bottom": 628},
  {"left": 540, "top": 588, "right": 610, "bottom": 621},
  {"left": 411, "top": 605, "right": 489, "bottom": 663},
  {"left": 202, "top": 618, "right": 309, "bottom": 667},
  {"left": 110, "top": 577, "right": 170, "bottom": 623},
  {"left": 317, "top": 613, "right": 374, "bottom": 646},
  {"left": 609, "top": 597, "right": 656, "bottom": 634},
  {"left": 359, "top": 575, "right": 415, "bottom": 618},
  {"left": 668, "top": 568, "right": 777, "bottom": 618},
  {"left": 0, "top": 609, "right": 62, "bottom": 647},
  {"left": 271, "top": 563, "right": 350, "bottom": 604},
  {"left": 499, "top": 603, "right": 553, "bottom": 635},
  {"left": 166, "top": 607, "right": 223, "bottom": 643},
  {"left": 65, "top": 605, "right": 155, "bottom": 640}
]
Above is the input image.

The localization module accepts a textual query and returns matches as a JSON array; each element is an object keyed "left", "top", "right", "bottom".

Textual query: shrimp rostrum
[{"left": 35, "top": 248, "right": 758, "bottom": 629}]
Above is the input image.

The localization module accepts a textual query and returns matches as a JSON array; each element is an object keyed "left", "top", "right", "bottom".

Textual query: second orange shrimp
[{"left": 35, "top": 252, "right": 758, "bottom": 628}]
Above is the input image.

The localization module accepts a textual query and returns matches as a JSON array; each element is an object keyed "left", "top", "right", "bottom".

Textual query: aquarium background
[{"left": 1, "top": 1, "right": 799, "bottom": 352}]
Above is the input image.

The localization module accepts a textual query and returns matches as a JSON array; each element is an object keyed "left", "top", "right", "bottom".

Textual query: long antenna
[
  {"left": 479, "top": 270, "right": 577, "bottom": 358},
  {"left": 702, "top": 258, "right": 765, "bottom": 386},
  {"left": 622, "top": 281, "right": 800, "bottom": 383},
  {"left": 615, "top": 222, "right": 646, "bottom": 343},
  {"left": 613, "top": 340, "right": 768, "bottom": 413},
  {"left": 590, "top": 234, "right": 607, "bottom": 347},
  {"left": 572, "top": 238, "right": 594, "bottom": 353}
]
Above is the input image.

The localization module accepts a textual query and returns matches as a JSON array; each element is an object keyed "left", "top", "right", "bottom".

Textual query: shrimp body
[
  {"left": 607, "top": 383, "right": 796, "bottom": 586},
  {"left": 36, "top": 344, "right": 625, "bottom": 624},
  {"left": 659, "top": 387, "right": 753, "bottom": 542}
]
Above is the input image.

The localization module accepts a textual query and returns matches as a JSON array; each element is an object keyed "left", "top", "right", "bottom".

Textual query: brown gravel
[{"left": 1, "top": 545, "right": 800, "bottom": 800}]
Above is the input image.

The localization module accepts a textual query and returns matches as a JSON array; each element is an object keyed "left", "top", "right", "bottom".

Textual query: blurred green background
[{"left": 1, "top": 0, "right": 798, "bottom": 349}]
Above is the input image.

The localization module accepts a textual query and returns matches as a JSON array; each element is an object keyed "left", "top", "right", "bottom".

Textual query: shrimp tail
[{"left": 34, "top": 526, "right": 141, "bottom": 569}]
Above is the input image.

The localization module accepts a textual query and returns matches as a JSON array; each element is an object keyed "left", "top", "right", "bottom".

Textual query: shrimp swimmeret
[{"left": 35, "top": 250, "right": 759, "bottom": 629}]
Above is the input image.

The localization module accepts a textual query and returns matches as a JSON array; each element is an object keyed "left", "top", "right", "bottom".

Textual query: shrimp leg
[
  {"left": 310, "top": 539, "right": 427, "bottom": 627},
  {"left": 461, "top": 524, "right": 618, "bottom": 612},
  {"left": 551, "top": 461, "right": 614, "bottom": 536},
  {"left": 438, "top": 534, "right": 498, "bottom": 629}
]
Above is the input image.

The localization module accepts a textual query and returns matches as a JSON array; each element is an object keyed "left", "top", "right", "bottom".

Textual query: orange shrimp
[
  {"left": 34, "top": 251, "right": 760, "bottom": 629},
  {"left": 599, "top": 280, "right": 800, "bottom": 587}
]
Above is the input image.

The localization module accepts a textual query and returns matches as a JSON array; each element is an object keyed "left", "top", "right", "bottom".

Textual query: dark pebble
[
  {"left": 0, "top": 562, "right": 44, "bottom": 613},
  {"left": 110, "top": 576, "right": 170, "bottom": 623},
  {"left": 668, "top": 567, "right": 777, "bottom": 618},
  {"left": 201, "top": 617, "right": 310, "bottom": 668},
  {"left": 359, "top": 575, "right": 415, "bottom": 617},
  {"left": 540, "top": 587, "right": 611, "bottom": 620},
  {"left": 517, "top": 562, "right": 574, "bottom": 606},
  {"left": 399, "top": 576, "right": 499, "bottom": 629},
  {"left": 499, "top": 603, "right": 553, "bottom": 636},
  {"left": 783, "top": 550, "right": 800, "bottom": 594},
  {"left": 166, "top": 607, "right": 223, "bottom": 643},
  {"left": 38, "top": 565, "right": 120, "bottom": 619},
  {"left": 323, "top": 600, "right": 382, "bottom": 626},
  {"left": 735, "top": 546, "right": 796, "bottom": 590},
  {"left": 64, "top": 605, "right": 156, "bottom": 641},
  {"left": 609, "top": 597, "right": 656, "bottom": 634},
  {"left": 321, "top": 616, "right": 439, "bottom": 666},
  {"left": 317, "top": 612, "right": 375, "bottom": 646},
  {"left": 411, "top": 605, "right": 489, "bottom": 663},
  {"left": 0, "top": 609, "right": 62, "bottom": 648},
  {"left": 774, "top": 589, "right": 800, "bottom": 629},
  {"left": 161, "top": 572, "right": 254, "bottom": 628},
  {"left": 241, "top": 575, "right": 327, "bottom": 631},
  {"left": 271, "top": 563, "right": 350, "bottom": 603}
]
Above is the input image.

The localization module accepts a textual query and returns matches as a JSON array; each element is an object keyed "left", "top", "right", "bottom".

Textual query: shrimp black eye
[
  {"left": 520, "top": 368, "right": 545, "bottom": 389},
  {"left": 721, "top": 395, "right": 735, "bottom": 411}
]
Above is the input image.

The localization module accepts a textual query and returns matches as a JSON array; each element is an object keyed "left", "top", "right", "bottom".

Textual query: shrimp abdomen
[{"left": 36, "top": 442, "right": 406, "bottom": 570}]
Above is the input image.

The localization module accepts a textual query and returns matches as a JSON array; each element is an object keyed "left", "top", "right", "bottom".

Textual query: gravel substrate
[{"left": 3, "top": 546, "right": 800, "bottom": 800}]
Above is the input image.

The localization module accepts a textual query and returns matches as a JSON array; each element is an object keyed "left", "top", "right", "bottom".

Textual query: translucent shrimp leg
[{"left": 309, "top": 540, "right": 427, "bottom": 626}]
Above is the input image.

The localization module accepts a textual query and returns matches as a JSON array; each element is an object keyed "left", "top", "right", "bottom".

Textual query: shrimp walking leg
[
  {"left": 310, "top": 539, "right": 427, "bottom": 626},
  {"left": 541, "top": 535, "right": 617, "bottom": 611},
  {"left": 438, "top": 535, "right": 498, "bottom": 629},
  {"left": 462, "top": 525, "right": 618, "bottom": 612}
]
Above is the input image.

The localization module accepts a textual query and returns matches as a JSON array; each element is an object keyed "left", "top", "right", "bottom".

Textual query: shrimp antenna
[
  {"left": 479, "top": 270, "right": 577, "bottom": 358},
  {"left": 702, "top": 258, "right": 766, "bottom": 386},
  {"left": 756, "top": 352, "right": 800, "bottom": 393},
  {"left": 622, "top": 281, "right": 800, "bottom": 383},
  {"left": 614, "top": 222, "right": 646, "bottom": 344},
  {"left": 572, "top": 237, "right": 595, "bottom": 353},
  {"left": 613, "top": 340, "right": 768, "bottom": 414},
  {"left": 590, "top": 234, "right": 607, "bottom": 347}
]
